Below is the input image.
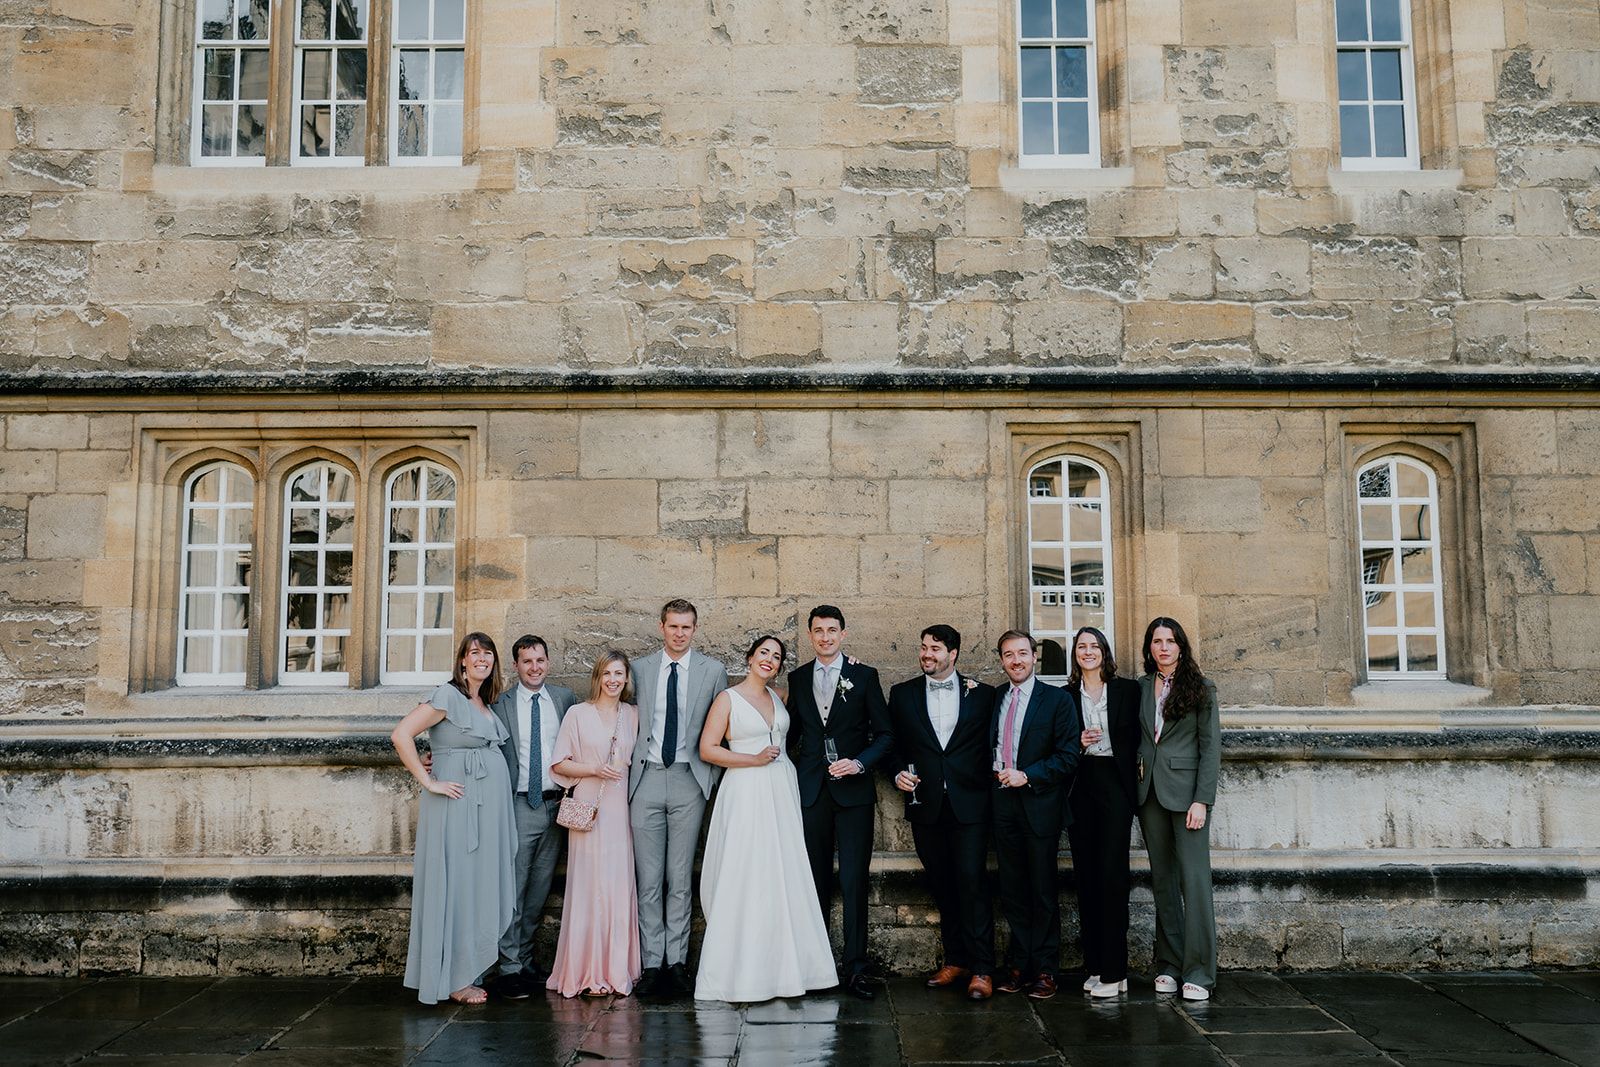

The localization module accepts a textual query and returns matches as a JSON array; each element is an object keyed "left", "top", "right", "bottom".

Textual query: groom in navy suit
[{"left": 787, "top": 605, "right": 893, "bottom": 999}]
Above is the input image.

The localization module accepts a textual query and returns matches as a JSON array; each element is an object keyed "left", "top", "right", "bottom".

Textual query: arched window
[
  {"left": 280, "top": 460, "right": 356, "bottom": 684},
  {"left": 1357, "top": 455, "right": 1446, "bottom": 677},
  {"left": 178, "top": 462, "right": 254, "bottom": 685},
  {"left": 1027, "top": 455, "right": 1113, "bottom": 677},
  {"left": 381, "top": 460, "right": 457, "bottom": 684}
]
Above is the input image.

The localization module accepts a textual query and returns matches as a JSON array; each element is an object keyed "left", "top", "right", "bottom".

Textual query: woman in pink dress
[{"left": 547, "top": 649, "right": 642, "bottom": 997}]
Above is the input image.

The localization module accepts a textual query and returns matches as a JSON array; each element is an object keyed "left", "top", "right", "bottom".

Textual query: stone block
[
  {"left": 25, "top": 493, "right": 104, "bottom": 560},
  {"left": 1455, "top": 301, "right": 1528, "bottom": 364},
  {"left": 1157, "top": 411, "right": 1205, "bottom": 477},
  {"left": 1179, "top": 533, "right": 1329, "bottom": 594},
  {"left": 79, "top": 930, "right": 142, "bottom": 975},
  {"left": 867, "top": 238, "right": 935, "bottom": 301},
  {"left": 1165, "top": 45, "right": 1276, "bottom": 101},
  {"left": 486, "top": 412, "right": 579, "bottom": 480},
  {"left": 392, "top": 241, "right": 524, "bottom": 303},
  {"left": 1311, "top": 238, "right": 1429, "bottom": 300},
  {"left": 1020, "top": 198, "right": 1086, "bottom": 239},
  {"left": 1049, "top": 239, "right": 1142, "bottom": 299},
  {"left": 888, "top": 479, "right": 985, "bottom": 535},
  {"left": 1162, "top": 477, "right": 1262, "bottom": 533},
  {"left": 559, "top": 302, "right": 643, "bottom": 366},
  {"left": 579, "top": 412, "right": 717, "bottom": 479},
  {"left": 714, "top": 537, "right": 779, "bottom": 596},
  {"left": 1140, "top": 240, "right": 1214, "bottom": 300},
  {"left": 1351, "top": 302, "right": 1455, "bottom": 365},
  {"left": 923, "top": 535, "right": 984, "bottom": 598},
  {"left": 831, "top": 0, "right": 947, "bottom": 44},
  {"left": 432, "top": 302, "right": 562, "bottom": 366},
  {"left": 1556, "top": 412, "right": 1600, "bottom": 475},
  {"left": 753, "top": 238, "right": 859, "bottom": 301},
  {"left": 860, "top": 535, "right": 925, "bottom": 596},
  {"left": 640, "top": 303, "right": 737, "bottom": 367},
  {"left": 32, "top": 305, "right": 131, "bottom": 363},
  {"left": 507, "top": 480, "right": 657, "bottom": 536},
  {"left": 597, "top": 537, "right": 714, "bottom": 597},
  {"left": 1549, "top": 595, "right": 1599, "bottom": 670},
  {"left": 523, "top": 536, "right": 599, "bottom": 597},
  {"left": 142, "top": 934, "right": 221, "bottom": 977},
  {"left": 1123, "top": 301, "right": 1254, "bottom": 364},
  {"left": 659, "top": 480, "right": 748, "bottom": 535},
  {"left": 1012, "top": 297, "right": 1122, "bottom": 366},
  {"left": 831, "top": 410, "right": 988, "bottom": 478},
  {"left": 1463, "top": 237, "right": 1600, "bottom": 299},
  {"left": 1202, "top": 411, "right": 1327, "bottom": 477},
  {"left": 922, "top": 301, "right": 1012, "bottom": 365},
  {"left": 618, "top": 240, "right": 753, "bottom": 302},
  {"left": 1215, "top": 237, "right": 1310, "bottom": 299},
  {"left": 819, "top": 302, "right": 900, "bottom": 366},
  {"left": 749, "top": 478, "right": 887, "bottom": 535},
  {"left": 55, "top": 451, "right": 129, "bottom": 491},
  {"left": 934, "top": 238, "right": 1047, "bottom": 300},
  {"left": 1254, "top": 302, "right": 1354, "bottom": 365},
  {"left": 1085, "top": 190, "right": 1179, "bottom": 238},
  {"left": 0, "top": 561, "right": 82, "bottom": 606},
  {"left": 235, "top": 240, "right": 390, "bottom": 305},
  {"left": 1507, "top": 533, "right": 1588, "bottom": 595},
  {"left": 736, "top": 303, "right": 824, "bottom": 365},
  {"left": 1177, "top": 189, "right": 1257, "bottom": 236},
  {"left": 1528, "top": 303, "right": 1600, "bottom": 364},
  {"left": 778, "top": 536, "right": 863, "bottom": 595},
  {"left": 719, "top": 411, "right": 832, "bottom": 478},
  {"left": 0, "top": 242, "right": 89, "bottom": 305},
  {"left": 0, "top": 451, "right": 58, "bottom": 494},
  {"left": 856, "top": 46, "right": 962, "bottom": 103}
]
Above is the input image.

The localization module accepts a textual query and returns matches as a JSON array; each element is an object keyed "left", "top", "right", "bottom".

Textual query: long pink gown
[{"left": 546, "top": 701, "right": 641, "bottom": 997}]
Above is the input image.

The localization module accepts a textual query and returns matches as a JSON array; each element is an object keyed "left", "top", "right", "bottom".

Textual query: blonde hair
[{"left": 587, "top": 649, "right": 635, "bottom": 703}]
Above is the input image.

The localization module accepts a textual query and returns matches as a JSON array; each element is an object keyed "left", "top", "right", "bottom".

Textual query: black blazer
[
  {"left": 887, "top": 673, "right": 997, "bottom": 826},
  {"left": 990, "top": 678, "right": 1080, "bottom": 837},
  {"left": 787, "top": 658, "right": 893, "bottom": 809},
  {"left": 1071, "top": 676, "right": 1141, "bottom": 809}
]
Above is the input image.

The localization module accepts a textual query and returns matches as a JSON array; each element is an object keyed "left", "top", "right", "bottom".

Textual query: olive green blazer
[{"left": 1135, "top": 674, "right": 1221, "bottom": 812}]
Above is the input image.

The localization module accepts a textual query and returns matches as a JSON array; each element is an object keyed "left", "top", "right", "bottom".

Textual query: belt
[
  {"left": 518, "top": 789, "right": 564, "bottom": 801},
  {"left": 456, "top": 748, "right": 490, "bottom": 853}
]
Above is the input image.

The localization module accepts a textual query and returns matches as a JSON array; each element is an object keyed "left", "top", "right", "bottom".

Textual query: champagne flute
[
  {"left": 906, "top": 762, "right": 921, "bottom": 806},
  {"left": 992, "top": 744, "right": 1007, "bottom": 788},
  {"left": 824, "top": 737, "right": 839, "bottom": 777}
]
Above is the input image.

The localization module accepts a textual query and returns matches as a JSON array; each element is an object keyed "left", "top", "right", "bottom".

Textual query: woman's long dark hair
[
  {"left": 450, "top": 631, "right": 503, "bottom": 704},
  {"left": 1142, "top": 617, "right": 1207, "bottom": 724},
  {"left": 744, "top": 633, "right": 787, "bottom": 669},
  {"left": 1064, "top": 626, "right": 1117, "bottom": 689}
]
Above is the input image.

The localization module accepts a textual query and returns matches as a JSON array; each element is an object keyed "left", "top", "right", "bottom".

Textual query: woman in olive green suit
[{"left": 1135, "top": 617, "right": 1221, "bottom": 1002}]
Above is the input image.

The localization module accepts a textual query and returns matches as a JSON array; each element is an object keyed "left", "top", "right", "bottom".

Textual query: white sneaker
[
  {"left": 1181, "top": 982, "right": 1210, "bottom": 1001},
  {"left": 1089, "top": 979, "right": 1127, "bottom": 999},
  {"left": 1081, "top": 974, "right": 1101, "bottom": 992},
  {"left": 1154, "top": 974, "right": 1179, "bottom": 994}
]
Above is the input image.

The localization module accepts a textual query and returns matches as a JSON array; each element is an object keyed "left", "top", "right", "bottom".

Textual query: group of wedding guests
[{"left": 391, "top": 598, "right": 1222, "bottom": 1008}]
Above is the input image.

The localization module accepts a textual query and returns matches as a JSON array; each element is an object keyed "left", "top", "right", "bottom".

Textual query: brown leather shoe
[
  {"left": 1027, "top": 974, "right": 1058, "bottom": 1000},
  {"left": 925, "top": 964, "right": 969, "bottom": 988},
  {"left": 996, "top": 969, "right": 1026, "bottom": 994},
  {"left": 966, "top": 974, "right": 993, "bottom": 1000}
]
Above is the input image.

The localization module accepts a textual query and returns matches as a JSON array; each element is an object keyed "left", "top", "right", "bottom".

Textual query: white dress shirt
[
  {"left": 648, "top": 648, "right": 693, "bottom": 765},
  {"left": 925, "top": 673, "right": 960, "bottom": 749},
  {"left": 515, "top": 683, "right": 559, "bottom": 794},
  {"left": 813, "top": 655, "right": 842, "bottom": 724},
  {"left": 1002, "top": 675, "right": 1036, "bottom": 760},
  {"left": 1080, "top": 684, "right": 1113, "bottom": 757}
]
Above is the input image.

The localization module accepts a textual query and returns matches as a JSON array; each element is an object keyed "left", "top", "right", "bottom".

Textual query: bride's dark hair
[{"left": 744, "top": 633, "right": 787, "bottom": 667}]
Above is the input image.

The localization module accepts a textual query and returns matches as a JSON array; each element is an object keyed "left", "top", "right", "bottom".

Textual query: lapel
[
  {"left": 686, "top": 654, "right": 711, "bottom": 727},
  {"left": 915, "top": 677, "right": 942, "bottom": 750},
  {"left": 635, "top": 651, "right": 662, "bottom": 733},
  {"left": 494, "top": 690, "right": 520, "bottom": 750},
  {"left": 816, "top": 657, "right": 842, "bottom": 725},
  {"left": 954, "top": 674, "right": 983, "bottom": 736},
  {"left": 1139, "top": 676, "right": 1158, "bottom": 744},
  {"left": 1017, "top": 680, "right": 1049, "bottom": 752}
]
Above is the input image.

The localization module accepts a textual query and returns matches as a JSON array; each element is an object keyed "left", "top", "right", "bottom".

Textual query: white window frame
[
  {"left": 1356, "top": 455, "right": 1447, "bottom": 679},
  {"left": 279, "top": 461, "right": 356, "bottom": 685},
  {"left": 292, "top": 0, "right": 371, "bottom": 167},
  {"left": 1026, "top": 454, "right": 1114, "bottom": 680},
  {"left": 1016, "top": 0, "right": 1100, "bottom": 169},
  {"left": 1335, "top": 0, "right": 1421, "bottom": 171},
  {"left": 389, "top": 0, "right": 466, "bottom": 165},
  {"left": 177, "top": 462, "right": 255, "bottom": 685},
  {"left": 191, "top": 0, "right": 271, "bottom": 167},
  {"left": 380, "top": 460, "right": 457, "bottom": 685}
]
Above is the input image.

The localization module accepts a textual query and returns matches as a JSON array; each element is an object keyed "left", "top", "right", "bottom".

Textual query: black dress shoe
[
  {"left": 845, "top": 974, "right": 876, "bottom": 1001},
  {"left": 637, "top": 967, "right": 660, "bottom": 996},
  {"left": 666, "top": 962, "right": 694, "bottom": 995},
  {"left": 522, "top": 964, "right": 551, "bottom": 985},
  {"left": 488, "top": 972, "right": 532, "bottom": 1000}
]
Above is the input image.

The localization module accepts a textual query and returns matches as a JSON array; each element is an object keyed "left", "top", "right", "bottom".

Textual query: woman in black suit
[{"left": 1064, "top": 626, "right": 1141, "bottom": 998}]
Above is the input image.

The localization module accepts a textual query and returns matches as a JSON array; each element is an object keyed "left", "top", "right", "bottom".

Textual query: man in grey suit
[
  {"left": 486, "top": 633, "right": 576, "bottom": 999},
  {"left": 628, "top": 598, "right": 729, "bottom": 996}
]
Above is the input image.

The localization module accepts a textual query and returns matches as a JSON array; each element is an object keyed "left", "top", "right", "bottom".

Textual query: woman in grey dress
[{"left": 392, "top": 631, "right": 516, "bottom": 1005}]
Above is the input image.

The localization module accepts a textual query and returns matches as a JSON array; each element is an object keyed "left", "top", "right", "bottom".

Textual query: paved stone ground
[{"left": 2, "top": 971, "right": 1598, "bottom": 1066}]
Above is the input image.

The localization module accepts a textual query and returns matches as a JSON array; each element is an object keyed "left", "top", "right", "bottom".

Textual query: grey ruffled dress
[{"left": 403, "top": 683, "right": 516, "bottom": 1004}]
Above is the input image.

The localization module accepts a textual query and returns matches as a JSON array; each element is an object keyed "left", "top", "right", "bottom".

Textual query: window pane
[
  {"left": 204, "top": 48, "right": 235, "bottom": 101},
  {"left": 1038, "top": 638, "right": 1069, "bottom": 677},
  {"left": 434, "top": 49, "right": 464, "bottom": 99},
  {"left": 387, "top": 635, "right": 417, "bottom": 673},
  {"left": 220, "top": 548, "right": 252, "bottom": 586},
  {"left": 432, "top": 103, "right": 463, "bottom": 156},
  {"left": 424, "top": 548, "right": 454, "bottom": 585},
  {"left": 1020, "top": 0, "right": 1052, "bottom": 38},
  {"left": 289, "top": 467, "right": 323, "bottom": 501},
  {"left": 1070, "top": 546, "right": 1105, "bottom": 588},
  {"left": 1066, "top": 463, "right": 1101, "bottom": 498},
  {"left": 1020, "top": 47, "right": 1052, "bottom": 97},
  {"left": 286, "top": 593, "right": 318, "bottom": 627},
  {"left": 288, "top": 508, "right": 320, "bottom": 543},
  {"left": 435, "top": 0, "right": 465, "bottom": 38},
  {"left": 1031, "top": 590, "right": 1065, "bottom": 634},
  {"left": 1340, "top": 104, "right": 1371, "bottom": 158},
  {"left": 422, "top": 591, "right": 450, "bottom": 626},
  {"left": 397, "top": 104, "right": 427, "bottom": 156},
  {"left": 189, "top": 507, "right": 219, "bottom": 545},
  {"left": 1054, "top": 0, "right": 1088, "bottom": 37},
  {"left": 1370, "top": 49, "right": 1403, "bottom": 100},
  {"left": 300, "top": 103, "right": 331, "bottom": 156},
  {"left": 221, "top": 593, "right": 249, "bottom": 628},
  {"left": 326, "top": 508, "right": 356, "bottom": 544},
  {"left": 1370, "top": 0, "right": 1403, "bottom": 40},
  {"left": 1031, "top": 545, "right": 1065, "bottom": 587},
  {"left": 389, "top": 549, "right": 420, "bottom": 585},
  {"left": 321, "top": 635, "right": 347, "bottom": 671},
  {"left": 239, "top": 0, "right": 269, "bottom": 39},
  {"left": 220, "top": 636, "right": 247, "bottom": 674},
  {"left": 301, "top": 0, "right": 331, "bottom": 40},
  {"left": 1357, "top": 463, "right": 1392, "bottom": 498},
  {"left": 1030, "top": 461, "right": 1061, "bottom": 497},
  {"left": 1337, "top": 50, "right": 1368, "bottom": 101},
  {"left": 390, "top": 507, "right": 420, "bottom": 544},
  {"left": 1336, "top": 0, "right": 1369, "bottom": 42},
  {"left": 1073, "top": 604, "right": 1107, "bottom": 637},
  {"left": 302, "top": 49, "right": 332, "bottom": 98},
  {"left": 236, "top": 103, "right": 268, "bottom": 157},
  {"left": 239, "top": 48, "right": 271, "bottom": 98},
  {"left": 424, "top": 506, "right": 455, "bottom": 542},
  {"left": 1055, "top": 46, "right": 1088, "bottom": 98},
  {"left": 1367, "top": 633, "right": 1399, "bottom": 672},
  {"left": 337, "top": 48, "right": 368, "bottom": 100},
  {"left": 335, "top": 103, "right": 367, "bottom": 156},
  {"left": 287, "top": 551, "right": 319, "bottom": 585},
  {"left": 284, "top": 634, "right": 316, "bottom": 672},
  {"left": 334, "top": 0, "right": 366, "bottom": 40},
  {"left": 1022, "top": 102, "right": 1054, "bottom": 154},
  {"left": 222, "top": 507, "right": 253, "bottom": 545},
  {"left": 391, "top": 465, "right": 423, "bottom": 501},
  {"left": 192, "top": 469, "right": 222, "bottom": 502},
  {"left": 428, "top": 468, "right": 457, "bottom": 499},
  {"left": 184, "top": 637, "right": 214, "bottom": 674},
  {"left": 1405, "top": 634, "right": 1438, "bottom": 672},
  {"left": 1396, "top": 503, "right": 1431, "bottom": 540},
  {"left": 387, "top": 591, "right": 418, "bottom": 627},
  {"left": 327, "top": 468, "right": 354, "bottom": 502},
  {"left": 1359, "top": 503, "right": 1393, "bottom": 541},
  {"left": 423, "top": 632, "right": 454, "bottom": 672},
  {"left": 1399, "top": 547, "right": 1434, "bottom": 589},
  {"left": 1030, "top": 500, "right": 1063, "bottom": 542},
  {"left": 324, "top": 592, "right": 351, "bottom": 628},
  {"left": 1403, "top": 589, "right": 1436, "bottom": 627},
  {"left": 187, "top": 593, "right": 217, "bottom": 628},
  {"left": 325, "top": 550, "right": 353, "bottom": 586},
  {"left": 1057, "top": 100, "right": 1090, "bottom": 155},
  {"left": 396, "top": 0, "right": 428, "bottom": 38},
  {"left": 200, "top": 0, "right": 232, "bottom": 40},
  {"left": 1373, "top": 105, "right": 1406, "bottom": 156},
  {"left": 1068, "top": 500, "right": 1102, "bottom": 542},
  {"left": 1363, "top": 547, "right": 1396, "bottom": 585},
  {"left": 190, "top": 550, "right": 221, "bottom": 588}
]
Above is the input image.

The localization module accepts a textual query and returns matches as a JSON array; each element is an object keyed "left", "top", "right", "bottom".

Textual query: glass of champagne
[
  {"left": 907, "top": 762, "right": 921, "bottom": 806},
  {"left": 824, "top": 737, "right": 839, "bottom": 777},
  {"left": 992, "top": 745, "right": 1006, "bottom": 787}
]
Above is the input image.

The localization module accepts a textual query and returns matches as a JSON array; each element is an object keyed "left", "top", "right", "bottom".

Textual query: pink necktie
[{"left": 1001, "top": 686, "right": 1021, "bottom": 768}]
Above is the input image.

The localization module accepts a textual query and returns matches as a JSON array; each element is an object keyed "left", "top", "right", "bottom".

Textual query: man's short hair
[
  {"left": 808, "top": 604, "right": 846, "bottom": 629},
  {"left": 995, "top": 629, "right": 1036, "bottom": 655},
  {"left": 660, "top": 598, "right": 698, "bottom": 623},
  {"left": 510, "top": 634, "right": 548, "bottom": 661},
  {"left": 921, "top": 624, "right": 961, "bottom": 654}
]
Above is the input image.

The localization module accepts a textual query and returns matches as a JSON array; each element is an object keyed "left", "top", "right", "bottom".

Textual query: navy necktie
[
  {"left": 663, "top": 661, "right": 680, "bottom": 768},
  {"left": 526, "top": 688, "right": 542, "bottom": 808}
]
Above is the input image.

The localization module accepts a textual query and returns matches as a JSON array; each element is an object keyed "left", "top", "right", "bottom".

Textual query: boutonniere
[
  {"left": 836, "top": 676, "right": 855, "bottom": 698},
  {"left": 963, "top": 677, "right": 978, "bottom": 693}
]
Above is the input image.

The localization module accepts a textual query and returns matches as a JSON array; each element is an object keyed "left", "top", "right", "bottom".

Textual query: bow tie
[{"left": 928, "top": 678, "right": 956, "bottom": 692}]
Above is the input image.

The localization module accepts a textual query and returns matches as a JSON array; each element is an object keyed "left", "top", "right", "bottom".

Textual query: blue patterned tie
[{"left": 526, "top": 688, "right": 542, "bottom": 808}]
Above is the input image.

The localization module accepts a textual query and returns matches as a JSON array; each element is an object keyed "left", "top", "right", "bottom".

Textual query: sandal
[
  {"left": 581, "top": 986, "right": 611, "bottom": 998},
  {"left": 448, "top": 985, "right": 488, "bottom": 1005}
]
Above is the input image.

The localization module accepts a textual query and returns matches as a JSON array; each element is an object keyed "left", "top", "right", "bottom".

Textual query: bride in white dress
[{"left": 694, "top": 634, "right": 838, "bottom": 1002}]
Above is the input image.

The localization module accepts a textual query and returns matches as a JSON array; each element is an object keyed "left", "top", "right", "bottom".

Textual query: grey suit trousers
[
  {"left": 630, "top": 762, "right": 706, "bottom": 969},
  {"left": 497, "top": 793, "right": 564, "bottom": 976}
]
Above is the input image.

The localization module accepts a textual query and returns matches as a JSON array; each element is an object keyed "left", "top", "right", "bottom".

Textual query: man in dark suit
[
  {"left": 787, "top": 604, "right": 893, "bottom": 999},
  {"left": 889, "top": 624, "right": 998, "bottom": 1000},
  {"left": 990, "top": 629, "right": 1080, "bottom": 1000},
  {"left": 486, "top": 634, "right": 577, "bottom": 998}
]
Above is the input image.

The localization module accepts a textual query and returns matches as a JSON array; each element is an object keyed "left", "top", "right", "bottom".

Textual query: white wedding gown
[{"left": 694, "top": 687, "right": 839, "bottom": 1002}]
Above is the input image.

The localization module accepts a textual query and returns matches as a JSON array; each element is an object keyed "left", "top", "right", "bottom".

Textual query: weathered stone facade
[{"left": 2, "top": 0, "right": 1599, "bottom": 974}]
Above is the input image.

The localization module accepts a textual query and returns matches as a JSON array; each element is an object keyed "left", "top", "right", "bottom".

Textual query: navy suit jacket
[{"left": 786, "top": 658, "right": 893, "bottom": 808}]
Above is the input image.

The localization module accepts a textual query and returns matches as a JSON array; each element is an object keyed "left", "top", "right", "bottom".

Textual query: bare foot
[{"left": 449, "top": 985, "right": 488, "bottom": 1004}]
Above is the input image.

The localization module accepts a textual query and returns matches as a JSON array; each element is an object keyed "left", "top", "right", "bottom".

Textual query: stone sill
[
  {"left": 998, "top": 164, "right": 1136, "bottom": 193},
  {"left": 1348, "top": 679, "right": 1493, "bottom": 711},
  {"left": 147, "top": 164, "right": 487, "bottom": 196},
  {"left": 1327, "top": 167, "right": 1465, "bottom": 193}
]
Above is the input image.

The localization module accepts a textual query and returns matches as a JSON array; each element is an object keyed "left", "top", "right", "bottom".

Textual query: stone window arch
[{"left": 1355, "top": 453, "right": 1447, "bottom": 677}]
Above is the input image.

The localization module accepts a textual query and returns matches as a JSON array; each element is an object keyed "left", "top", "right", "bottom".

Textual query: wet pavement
[{"left": 1, "top": 970, "right": 1597, "bottom": 1066}]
